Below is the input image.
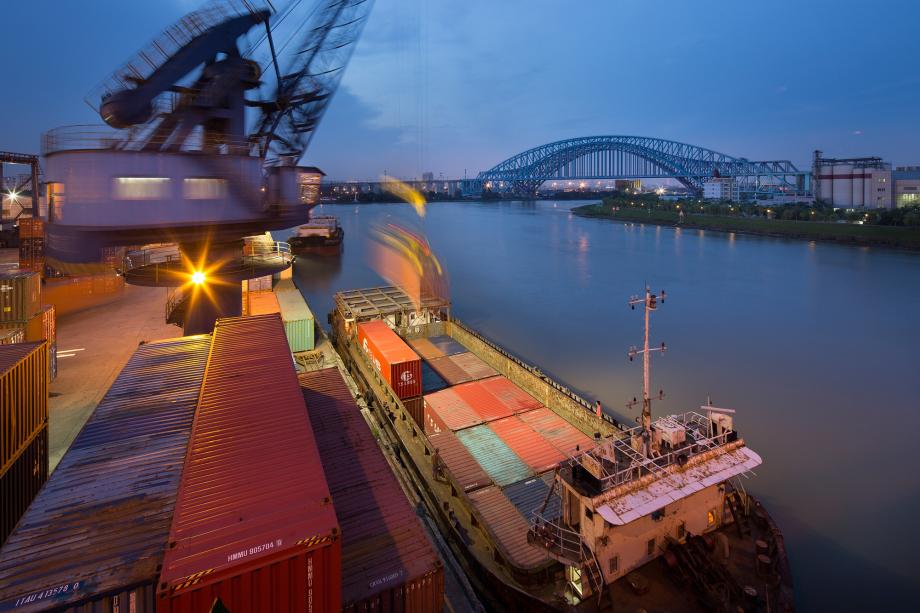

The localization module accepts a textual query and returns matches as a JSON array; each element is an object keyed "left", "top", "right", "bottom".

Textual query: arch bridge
[{"left": 467, "top": 136, "right": 809, "bottom": 197}]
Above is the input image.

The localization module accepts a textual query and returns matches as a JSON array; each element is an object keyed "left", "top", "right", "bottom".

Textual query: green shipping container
[
  {"left": 456, "top": 424, "right": 532, "bottom": 487},
  {"left": 274, "top": 279, "right": 315, "bottom": 352}
]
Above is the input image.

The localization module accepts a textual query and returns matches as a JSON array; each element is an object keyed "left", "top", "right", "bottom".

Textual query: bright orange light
[{"left": 191, "top": 271, "right": 206, "bottom": 285}]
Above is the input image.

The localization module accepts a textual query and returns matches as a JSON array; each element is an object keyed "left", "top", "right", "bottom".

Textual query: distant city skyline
[{"left": 3, "top": 0, "right": 920, "bottom": 180}]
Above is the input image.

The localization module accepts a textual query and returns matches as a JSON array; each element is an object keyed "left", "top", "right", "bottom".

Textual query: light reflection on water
[{"left": 285, "top": 199, "right": 920, "bottom": 611}]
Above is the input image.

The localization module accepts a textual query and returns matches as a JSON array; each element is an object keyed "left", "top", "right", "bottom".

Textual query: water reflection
[{"left": 291, "top": 199, "right": 920, "bottom": 610}]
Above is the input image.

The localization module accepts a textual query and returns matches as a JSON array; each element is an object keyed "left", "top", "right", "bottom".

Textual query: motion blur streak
[
  {"left": 369, "top": 222, "right": 449, "bottom": 309},
  {"left": 381, "top": 175, "right": 427, "bottom": 217}
]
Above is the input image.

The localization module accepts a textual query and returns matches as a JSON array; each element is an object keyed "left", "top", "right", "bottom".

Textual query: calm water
[{"left": 284, "top": 200, "right": 920, "bottom": 611}]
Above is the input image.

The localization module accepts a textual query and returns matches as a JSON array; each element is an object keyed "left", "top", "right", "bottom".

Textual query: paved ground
[{"left": 48, "top": 283, "right": 180, "bottom": 470}]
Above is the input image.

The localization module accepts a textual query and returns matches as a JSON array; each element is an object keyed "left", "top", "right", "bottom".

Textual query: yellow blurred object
[
  {"left": 381, "top": 175, "right": 427, "bottom": 217},
  {"left": 368, "top": 223, "right": 448, "bottom": 310}
]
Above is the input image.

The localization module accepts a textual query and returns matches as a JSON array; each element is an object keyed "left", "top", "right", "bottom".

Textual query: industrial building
[
  {"left": 892, "top": 166, "right": 920, "bottom": 208},
  {"left": 702, "top": 177, "right": 739, "bottom": 201},
  {"left": 812, "top": 151, "right": 893, "bottom": 208}
]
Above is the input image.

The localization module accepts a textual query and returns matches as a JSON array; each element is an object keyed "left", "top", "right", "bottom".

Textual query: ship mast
[{"left": 627, "top": 287, "right": 666, "bottom": 456}]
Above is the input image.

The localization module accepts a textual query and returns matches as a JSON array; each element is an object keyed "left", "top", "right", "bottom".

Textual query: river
[{"left": 284, "top": 199, "right": 920, "bottom": 611}]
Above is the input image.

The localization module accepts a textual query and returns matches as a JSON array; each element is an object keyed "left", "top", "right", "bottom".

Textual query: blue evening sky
[{"left": 2, "top": 0, "right": 919, "bottom": 180}]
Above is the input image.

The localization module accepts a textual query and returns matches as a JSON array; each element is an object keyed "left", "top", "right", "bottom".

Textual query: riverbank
[{"left": 573, "top": 202, "right": 920, "bottom": 250}]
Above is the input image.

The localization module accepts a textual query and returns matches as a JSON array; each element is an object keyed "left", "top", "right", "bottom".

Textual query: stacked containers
[
  {"left": 157, "top": 315, "right": 341, "bottom": 613},
  {"left": 487, "top": 416, "right": 566, "bottom": 474},
  {"left": 428, "top": 430, "right": 493, "bottom": 493},
  {"left": 274, "top": 278, "right": 315, "bottom": 352},
  {"left": 517, "top": 407, "right": 596, "bottom": 457},
  {"left": 455, "top": 426, "right": 532, "bottom": 487},
  {"left": 426, "top": 351, "right": 497, "bottom": 386},
  {"left": 358, "top": 320, "right": 422, "bottom": 401},
  {"left": 299, "top": 368, "right": 444, "bottom": 611},
  {"left": 24, "top": 305, "right": 56, "bottom": 381},
  {"left": 0, "top": 336, "right": 209, "bottom": 611},
  {"left": 0, "top": 342, "right": 48, "bottom": 546},
  {"left": 0, "top": 271, "right": 40, "bottom": 325},
  {"left": 17, "top": 219, "right": 44, "bottom": 273}
]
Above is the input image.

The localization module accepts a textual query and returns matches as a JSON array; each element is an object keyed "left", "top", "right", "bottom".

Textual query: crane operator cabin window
[{"left": 112, "top": 177, "right": 170, "bottom": 200}]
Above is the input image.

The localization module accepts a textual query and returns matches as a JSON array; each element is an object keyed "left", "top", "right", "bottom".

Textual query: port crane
[{"left": 41, "top": 0, "right": 373, "bottom": 333}]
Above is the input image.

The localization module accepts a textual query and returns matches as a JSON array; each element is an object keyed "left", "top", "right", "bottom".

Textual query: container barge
[
  {"left": 289, "top": 215, "right": 344, "bottom": 256},
  {"left": 331, "top": 286, "right": 794, "bottom": 611}
]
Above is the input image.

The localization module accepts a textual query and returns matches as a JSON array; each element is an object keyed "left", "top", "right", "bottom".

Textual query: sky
[{"left": 2, "top": 0, "right": 920, "bottom": 180}]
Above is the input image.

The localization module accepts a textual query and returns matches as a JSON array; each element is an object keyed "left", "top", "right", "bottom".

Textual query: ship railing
[
  {"left": 528, "top": 514, "right": 584, "bottom": 564},
  {"left": 42, "top": 125, "right": 254, "bottom": 156},
  {"left": 242, "top": 240, "right": 293, "bottom": 267}
]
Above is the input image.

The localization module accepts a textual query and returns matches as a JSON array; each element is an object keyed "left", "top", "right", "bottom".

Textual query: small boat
[{"left": 289, "top": 215, "right": 344, "bottom": 255}]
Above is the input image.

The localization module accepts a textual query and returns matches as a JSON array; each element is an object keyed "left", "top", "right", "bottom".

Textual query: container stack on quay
[
  {"left": 157, "top": 315, "right": 340, "bottom": 612},
  {"left": 275, "top": 278, "right": 315, "bottom": 352},
  {"left": 16, "top": 219, "right": 44, "bottom": 274},
  {"left": 0, "top": 336, "right": 209, "bottom": 611},
  {"left": 299, "top": 367, "right": 444, "bottom": 611},
  {"left": 241, "top": 274, "right": 274, "bottom": 316},
  {"left": 0, "top": 270, "right": 58, "bottom": 379},
  {"left": 0, "top": 342, "right": 49, "bottom": 547}
]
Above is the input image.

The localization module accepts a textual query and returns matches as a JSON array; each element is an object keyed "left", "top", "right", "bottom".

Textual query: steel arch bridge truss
[{"left": 473, "top": 136, "right": 807, "bottom": 197}]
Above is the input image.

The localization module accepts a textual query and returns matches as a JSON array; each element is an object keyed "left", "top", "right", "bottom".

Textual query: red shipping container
[
  {"left": 299, "top": 368, "right": 444, "bottom": 612},
  {"left": 476, "top": 376, "right": 542, "bottom": 414},
  {"left": 403, "top": 396, "right": 424, "bottom": 427},
  {"left": 452, "top": 378, "right": 515, "bottom": 422},
  {"left": 426, "top": 352, "right": 497, "bottom": 386},
  {"left": 487, "top": 416, "right": 566, "bottom": 474},
  {"left": 517, "top": 407, "right": 597, "bottom": 457},
  {"left": 423, "top": 388, "right": 482, "bottom": 433},
  {"left": 157, "top": 315, "right": 341, "bottom": 613},
  {"left": 428, "top": 430, "right": 492, "bottom": 493},
  {"left": 357, "top": 320, "right": 422, "bottom": 399}
]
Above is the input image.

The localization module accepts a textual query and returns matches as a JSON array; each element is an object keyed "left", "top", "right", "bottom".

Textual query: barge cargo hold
[
  {"left": 299, "top": 367, "right": 444, "bottom": 611},
  {"left": 157, "top": 315, "right": 341, "bottom": 613},
  {"left": 331, "top": 286, "right": 794, "bottom": 612},
  {"left": 0, "top": 335, "right": 210, "bottom": 612}
]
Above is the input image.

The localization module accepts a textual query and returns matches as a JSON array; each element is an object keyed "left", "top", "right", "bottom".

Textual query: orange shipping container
[
  {"left": 357, "top": 320, "right": 422, "bottom": 399},
  {"left": 24, "top": 305, "right": 55, "bottom": 343}
]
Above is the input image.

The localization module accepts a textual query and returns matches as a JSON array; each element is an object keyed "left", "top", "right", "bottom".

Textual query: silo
[
  {"left": 852, "top": 165, "right": 865, "bottom": 207},
  {"left": 817, "top": 161, "right": 835, "bottom": 205},
  {"left": 833, "top": 164, "right": 853, "bottom": 207},
  {"left": 863, "top": 169, "right": 874, "bottom": 207}
]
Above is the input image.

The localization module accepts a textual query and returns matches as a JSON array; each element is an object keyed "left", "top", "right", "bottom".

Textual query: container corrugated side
[
  {"left": 428, "top": 430, "right": 493, "bottom": 493},
  {"left": 246, "top": 290, "right": 280, "bottom": 316},
  {"left": 275, "top": 278, "right": 315, "bottom": 351},
  {"left": 427, "top": 335, "right": 467, "bottom": 357},
  {"left": 23, "top": 305, "right": 54, "bottom": 343},
  {"left": 0, "top": 335, "right": 210, "bottom": 613},
  {"left": 0, "top": 425, "right": 46, "bottom": 546},
  {"left": 358, "top": 320, "right": 422, "bottom": 399},
  {"left": 488, "top": 415, "right": 566, "bottom": 474},
  {"left": 0, "top": 272, "right": 40, "bottom": 324},
  {"left": 517, "top": 407, "right": 597, "bottom": 456},
  {"left": 467, "top": 486, "right": 550, "bottom": 570},
  {"left": 476, "top": 375, "right": 542, "bottom": 414},
  {"left": 299, "top": 368, "right": 444, "bottom": 612},
  {"left": 423, "top": 388, "right": 482, "bottom": 434},
  {"left": 158, "top": 315, "right": 340, "bottom": 612},
  {"left": 455, "top": 424, "right": 532, "bottom": 487},
  {"left": 421, "top": 360, "right": 447, "bottom": 394},
  {"left": 502, "top": 472, "right": 562, "bottom": 523},
  {"left": 0, "top": 342, "right": 47, "bottom": 476},
  {"left": 452, "top": 378, "right": 515, "bottom": 423},
  {"left": 426, "top": 352, "right": 497, "bottom": 386},
  {"left": 0, "top": 328, "right": 25, "bottom": 345},
  {"left": 404, "top": 396, "right": 424, "bottom": 427}
]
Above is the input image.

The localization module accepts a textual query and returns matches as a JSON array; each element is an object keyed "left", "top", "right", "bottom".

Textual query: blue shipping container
[{"left": 456, "top": 424, "right": 532, "bottom": 487}]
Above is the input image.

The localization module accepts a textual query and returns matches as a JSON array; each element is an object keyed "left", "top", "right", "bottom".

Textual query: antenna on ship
[{"left": 626, "top": 286, "right": 666, "bottom": 457}]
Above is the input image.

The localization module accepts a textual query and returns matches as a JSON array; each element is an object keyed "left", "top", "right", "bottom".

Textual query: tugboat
[
  {"left": 289, "top": 215, "right": 344, "bottom": 255},
  {"left": 332, "top": 285, "right": 794, "bottom": 612}
]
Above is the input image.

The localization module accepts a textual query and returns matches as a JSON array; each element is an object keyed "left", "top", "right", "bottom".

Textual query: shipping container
[
  {"left": 0, "top": 328, "right": 24, "bottom": 345},
  {"left": 49, "top": 341, "right": 56, "bottom": 381},
  {"left": 17, "top": 218, "right": 44, "bottom": 239},
  {"left": 0, "top": 271, "right": 40, "bottom": 324},
  {"left": 300, "top": 368, "right": 444, "bottom": 612},
  {"left": 421, "top": 359, "right": 447, "bottom": 394},
  {"left": 502, "top": 472, "right": 562, "bottom": 523},
  {"left": 467, "top": 486, "right": 549, "bottom": 570},
  {"left": 452, "top": 378, "right": 516, "bottom": 423},
  {"left": 23, "top": 304, "right": 54, "bottom": 343},
  {"left": 358, "top": 320, "right": 422, "bottom": 399},
  {"left": 275, "top": 278, "right": 315, "bottom": 352},
  {"left": 517, "top": 407, "right": 596, "bottom": 456},
  {"left": 158, "top": 315, "right": 341, "bottom": 613},
  {"left": 243, "top": 274, "right": 273, "bottom": 293},
  {"left": 408, "top": 335, "right": 466, "bottom": 360},
  {"left": 17, "top": 237, "right": 44, "bottom": 273},
  {"left": 0, "top": 335, "right": 210, "bottom": 613},
  {"left": 476, "top": 375, "right": 542, "bottom": 414},
  {"left": 0, "top": 425, "right": 46, "bottom": 546},
  {"left": 456, "top": 424, "right": 532, "bottom": 487},
  {"left": 404, "top": 396, "right": 424, "bottom": 426},
  {"left": 1, "top": 342, "right": 47, "bottom": 476},
  {"left": 428, "top": 430, "right": 493, "bottom": 493},
  {"left": 426, "top": 351, "right": 497, "bottom": 386},
  {"left": 487, "top": 415, "right": 566, "bottom": 474},
  {"left": 423, "top": 388, "right": 482, "bottom": 434},
  {"left": 244, "top": 289, "right": 280, "bottom": 316}
]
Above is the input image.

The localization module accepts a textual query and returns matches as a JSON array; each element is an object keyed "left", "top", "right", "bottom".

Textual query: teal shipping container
[
  {"left": 456, "top": 424, "right": 532, "bottom": 487},
  {"left": 274, "top": 279, "right": 315, "bottom": 351}
]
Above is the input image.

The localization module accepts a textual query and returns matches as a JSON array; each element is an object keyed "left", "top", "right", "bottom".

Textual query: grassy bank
[{"left": 573, "top": 202, "right": 920, "bottom": 250}]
